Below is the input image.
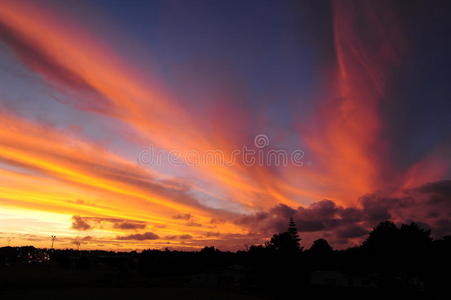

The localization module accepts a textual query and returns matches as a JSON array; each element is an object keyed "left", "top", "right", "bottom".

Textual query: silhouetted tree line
[{"left": 1, "top": 219, "right": 450, "bottom": 299}]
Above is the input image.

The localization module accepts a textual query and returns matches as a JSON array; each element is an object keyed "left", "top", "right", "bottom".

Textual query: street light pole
[{"left": 51, "top": 235, "right": 56, "bottom": 249}]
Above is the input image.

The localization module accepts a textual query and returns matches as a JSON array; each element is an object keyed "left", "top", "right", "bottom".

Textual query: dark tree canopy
[
  {"left": 362, "top": 221, "right": 432, "bottom": 255},
  {"left": 362, "top": 221, "right": 400, "bottom": 252},
  {"left": 309, "top": 238, "right": 333, "bottom": 254},
  {"left": 267, "top": 218, "right": 302, "bottom": 253},
  {"left": 399, "top": 222, "right": 432, "bottom": 251}
]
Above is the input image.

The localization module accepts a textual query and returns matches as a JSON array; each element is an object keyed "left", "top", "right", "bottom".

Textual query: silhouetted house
[
  {"left": 348, "top": 272, "right": 380, "bottom": 289},
  {"left": 396, "top": 272, "right": 425, "bottom": 291},
  {"left": 190, "top": 265, "right": 254, "bottom": 289},
  {"left": 310, "top": 270, "right": 380, "bottom": 289},
  {"left": 310, "top": 270, "right": 349, "bottom": 287}
]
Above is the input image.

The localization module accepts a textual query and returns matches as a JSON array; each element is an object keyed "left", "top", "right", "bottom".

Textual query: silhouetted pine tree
[
  {"left": 288, "top": 217, "right": 302, "bottom": 251},
  {"left": 266, "top": 218, "right": 303, "bottom": 253}
]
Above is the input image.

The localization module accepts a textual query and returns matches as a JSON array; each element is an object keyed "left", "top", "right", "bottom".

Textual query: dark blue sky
[
  {"left": 69, "top": 0, "right": 451, "bottom": 160},
  {"left": 1, "top": 0, "right": 450, "bottom": 179}
]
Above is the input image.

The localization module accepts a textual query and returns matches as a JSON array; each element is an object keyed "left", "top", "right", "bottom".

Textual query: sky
[{"left": 0, "top": 0, "right": 451, "bottom": 251}]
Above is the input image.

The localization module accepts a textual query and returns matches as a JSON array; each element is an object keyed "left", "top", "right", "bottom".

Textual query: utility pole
[
  {"left": 7, "top": 238, "right": 11, "bottom": 247},
  {"left": 50, "top": 235, "right": 56, "bottom": 249},
  {"left": 74, "top": 240, "right": 81, "bottom": 251}
]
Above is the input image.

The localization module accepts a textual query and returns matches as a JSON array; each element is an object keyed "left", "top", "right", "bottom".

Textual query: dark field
[
  {"left": 1, "top": 221, "right": 450, "bottom": 300},
  {"left": 0, "top": 263, "right": 262, "bottom": 300}
]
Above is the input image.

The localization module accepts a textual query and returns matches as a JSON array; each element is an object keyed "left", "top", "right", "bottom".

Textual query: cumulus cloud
[
  {"left": 413, "top": 180, "right": 451, "bottom": 195},
  {"left": 236, "top": 180, "right": 451, "bottom": 247},
  {"left": 116, "top": 232, "right": 159, "bottom": 240},
  {"left": 236, "top": 200, "right": 365, "bottom": 236},
  {"left": 336, "top": 225, "right": 368, "bottom": 239}
]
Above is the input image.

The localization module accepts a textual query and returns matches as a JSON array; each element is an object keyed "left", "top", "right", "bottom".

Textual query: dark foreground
[
  {"left": 1, "top": 221, "right": 450, "bottom": 299},
  {"left": 0, "top": 246, "right": 445, "bottom": 300},
  {"left": 0, "top": 262, "right": 432, "bottom": 300}
]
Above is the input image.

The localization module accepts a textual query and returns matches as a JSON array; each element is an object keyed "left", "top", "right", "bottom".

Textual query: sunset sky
[{"left": 0, "top": 0, "right": 451, "bottom": 251}]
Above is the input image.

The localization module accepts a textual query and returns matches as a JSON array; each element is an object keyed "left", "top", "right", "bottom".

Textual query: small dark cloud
[
  {"left": 186, "top": 220, "right": 203, "bottom": 227},
  {"left": 210, "top": 218, "right": 226, "bottom": 224},
  {"left": 172, "top": 213, "right": 192, "bottom": 220},
  {"left": 116, "top": 232, "right": 159, "bottom": 240},
  {"left": 71, "top": 216, "right": 92, "bottom": 231},
  {"left": 179, "top": 234, "right": 193, "bottom": 240},
  {"left": 67, "top": 199, "right": 88, "bottom": 205},
  {"left": 71, "top": 216, "right": 146, "bottom": 231},
  {"left": 113, "top": 222, "right": 146, "bottom": 230},
  {"left": 205, "top": 232, "right": 221, "bottom": 237},
  {"left": 164, "top": 234, "right": 193, "bottom": 240}
]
